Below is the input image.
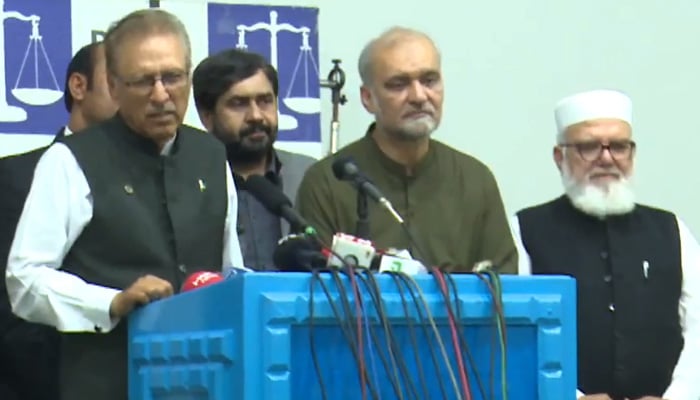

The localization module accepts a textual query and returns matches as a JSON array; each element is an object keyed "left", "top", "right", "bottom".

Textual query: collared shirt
[
  {"left": 232, "top": 154, "right": 283, "bottom": 270},
  {"left": 296, "top": 124, "right": 518, "bottom": 272},
  {"left": 5, "top": 136, "right": 244, "bottom": 334},
  {"left": 511, "top": 215, "right": 700, "bottom": 400}
]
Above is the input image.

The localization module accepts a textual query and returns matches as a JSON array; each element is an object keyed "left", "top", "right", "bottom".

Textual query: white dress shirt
[
  {"left": 5, "top": 139, "right": 244, "bottom": 334},
  {"left": 510, "top": 215, "right": 700, "bottom": 400}
]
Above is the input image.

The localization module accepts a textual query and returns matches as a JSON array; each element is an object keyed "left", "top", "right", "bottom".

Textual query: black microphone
[
  {"left": 244, "top": 175, "right": 314, "bottom": 234},
  {"left": 331, "top": 156, "right": 405, "bottom": 224},
  {"left": 273, "top": 234, "right": 327, "bottom": 271}
]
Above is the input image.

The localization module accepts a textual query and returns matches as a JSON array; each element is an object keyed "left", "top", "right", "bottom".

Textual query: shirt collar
[
  {"left": 232, "top": 149, "right": 283, "bottom": 188},
  {"left": 363, "top": 122, "right": 437, "bottom": 178}
]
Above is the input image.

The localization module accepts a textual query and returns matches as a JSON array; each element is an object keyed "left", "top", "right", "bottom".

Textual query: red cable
[{"left": 434, "top": 268, "right": 472, "bottom": 400}]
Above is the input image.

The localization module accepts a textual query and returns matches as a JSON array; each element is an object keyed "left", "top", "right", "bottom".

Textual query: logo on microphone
[{"left": 191, "top": 272, "right": 221, "bottom": 287}]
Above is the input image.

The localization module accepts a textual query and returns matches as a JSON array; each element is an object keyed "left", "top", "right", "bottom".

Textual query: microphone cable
[
  {"left": 396, "top": 223, "right": 474, "bottom": 399},
  {"left": 397, "top": 223, "right": 502, "bottom": 400},
  {"left": 308, "top": 263, "right": 379, "bottom": 400},
  {"left": 360, "top": 270, "right": 421, "bottom": 400},
  {"left": 312, "top": 234, "right": 419, "bottom": 400},
  {"left": 474, "top": 265, "right": 508, "bottom": 400},
  {"left": 387, "top": 271, "right": 447, "bottom": 400},
  {"left": 433, "top": 267, "right": 472, "bottom": 399},
  {"left": 328, "top": 265, "right": 373, "bottom": 400},
  {"left": 331, "top": 247, "right": 412, "bottom": 400},
  {"left": 394, "top": 271, "right": 463, "bottom": 400},
  {"left": 443, "top": 266, "right": 490, "bottom": 400},
  {"left": 308, "top": 234, "right": 381, "bottom": 400}
]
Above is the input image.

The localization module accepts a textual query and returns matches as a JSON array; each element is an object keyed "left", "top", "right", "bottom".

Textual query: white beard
[{"left": 561, "top": 164, "right": 636, "bottom": 219}]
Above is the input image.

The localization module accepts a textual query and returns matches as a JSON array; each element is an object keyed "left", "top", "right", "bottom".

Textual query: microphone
[
  {"left": 244, "top": 175, "right": 315, "bottom": 234},
  {"left": 374, "top": 249, "right": 428, "bottom": 275},
  {"left": 331, "top": 156, "right": 404, "bottom": 224},
  {"left": 273, "top": 233, "right": 328, "bottom": 271},
  {"left": 181, "top": 271, "right": 224, "bottom": 292},
  {"left": 327, "top": 232, "right": 376, "bottom": 269}
]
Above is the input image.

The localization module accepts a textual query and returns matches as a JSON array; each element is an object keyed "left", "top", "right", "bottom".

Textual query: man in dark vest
[
  {"left": 4, "top": 9, "right": 244, "bottom": 400},
  {"left": 192, "top": 49, "right": 316, "bottom": 270},
  {"left": 512, "top": 89, "right": 699, "bottom": 400},
  {"left": 0, "top": 40, "right": 117, "bottom": 400}
]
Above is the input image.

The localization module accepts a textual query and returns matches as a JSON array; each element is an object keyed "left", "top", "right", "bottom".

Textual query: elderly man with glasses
[
  {"left": 511, "top": 89, "right": 700, "bottom": 400},
  {"left": 4, "top": 9, "right": 244, "bottom": 400}
]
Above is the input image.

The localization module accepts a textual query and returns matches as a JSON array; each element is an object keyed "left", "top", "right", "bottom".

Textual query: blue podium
[{"left": 128, "top": 272, "right": 577, "bottom": 400}]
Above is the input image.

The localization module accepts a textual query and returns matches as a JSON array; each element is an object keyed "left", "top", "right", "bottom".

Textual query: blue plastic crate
[{"left": 128, "top": 272, "right": 577, "bottom": 400}]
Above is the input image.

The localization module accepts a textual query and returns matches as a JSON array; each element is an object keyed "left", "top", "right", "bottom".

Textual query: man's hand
[
  {"left": 580, "top": 395, "right": 612, "bottom": 400},
  {"left": 109, "top": 275, "right": 174, "bottom": 319}
]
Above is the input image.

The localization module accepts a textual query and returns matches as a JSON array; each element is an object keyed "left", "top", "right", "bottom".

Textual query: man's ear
[
  {"left": 106, "top": 74, "right": 118, "bottom": 102},
  {"left": 553, "top": 146, "right": 564, "bottom": 172},
  {"left": 68, "top": 72, "right": 89, "bottom": 104},
  {"left": 360, "top": 86, "right": 376, "bottom": 114}
]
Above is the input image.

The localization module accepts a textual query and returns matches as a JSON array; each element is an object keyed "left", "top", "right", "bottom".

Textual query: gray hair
[
  {"left": 357, "top": 26, "right": 439, "bottom": 86},
  {"left": 104, "top": 9, "right": 192, "bottom": 75}
]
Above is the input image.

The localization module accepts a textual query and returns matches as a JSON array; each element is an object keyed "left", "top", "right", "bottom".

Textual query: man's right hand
[
  {"left": 109, "top": 275, "right": 174, "bottom": 319},
  {"left": 580, "top": 395, "right": 613, "bottom": 400}
]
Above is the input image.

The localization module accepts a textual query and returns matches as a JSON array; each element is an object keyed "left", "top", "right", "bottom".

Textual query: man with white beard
[{"left": 511, "top": 89, "right": 700, "bottom": 400}]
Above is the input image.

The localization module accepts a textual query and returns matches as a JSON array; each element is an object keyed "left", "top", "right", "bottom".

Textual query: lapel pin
[
  {"left": 198, "top": 179, "right": 207, "bottom": 192},
  {"left": 123, "top": 184, "right": 134, "bottom": 194}
]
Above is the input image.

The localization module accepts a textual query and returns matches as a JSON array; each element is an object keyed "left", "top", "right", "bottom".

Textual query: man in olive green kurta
[{"left": 296, "top": 27, "right": 516, "bottom": 273}]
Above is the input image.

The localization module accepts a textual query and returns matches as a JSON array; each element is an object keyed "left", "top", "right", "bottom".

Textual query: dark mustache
[{"left": 240, "top": 122, "right": 271, "bottom": 138}]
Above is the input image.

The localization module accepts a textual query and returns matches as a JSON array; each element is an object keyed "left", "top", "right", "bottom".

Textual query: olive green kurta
[{"left": 296, "top": 127, "right": 517, "bottom": 273}]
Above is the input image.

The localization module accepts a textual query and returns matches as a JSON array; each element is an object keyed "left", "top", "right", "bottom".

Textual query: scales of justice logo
[
  {"left": 208, "top": 4, "right": 322, "bottom": 143},
  {"left": 0, "top": 0, "right": 70, "bottom": 134}
]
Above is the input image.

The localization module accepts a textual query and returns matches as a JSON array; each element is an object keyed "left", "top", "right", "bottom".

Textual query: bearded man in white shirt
[{"left": 511, "top": 89, "right": 700, "bottom": 400}]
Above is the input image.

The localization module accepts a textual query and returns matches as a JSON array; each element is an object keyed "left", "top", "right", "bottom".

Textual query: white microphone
[
  {"left": 377, "top": 248, "right": 428, "bottom": 275},
  {"left": 327, "top": 233, "right": 376, "bottom": 269}
]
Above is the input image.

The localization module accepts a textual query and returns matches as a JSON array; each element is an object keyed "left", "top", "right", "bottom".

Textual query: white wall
[
  {"left": 254, "top": 0, "right": 700, "bottom": 233},
  {"left": 4, "top": 0, "right": 700, "bottom": 233}
]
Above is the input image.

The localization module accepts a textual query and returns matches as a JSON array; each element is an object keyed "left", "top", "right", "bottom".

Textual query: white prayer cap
[{"left": 554, "top": 89, "right": 632, "bottom": 135}]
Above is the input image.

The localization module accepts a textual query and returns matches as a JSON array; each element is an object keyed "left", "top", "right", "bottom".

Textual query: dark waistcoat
[
  {"left": 517, "top": 195, "right": 683, "bottom": 399},
  {"left": 58, "top": 115, "right": 228, "bottom": 400}
]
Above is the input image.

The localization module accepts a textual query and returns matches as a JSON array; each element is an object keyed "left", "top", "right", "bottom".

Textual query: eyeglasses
[
  {"left": 559, "top": 140, "right": 636, "bottom": 162},
  {"left": 115, "top": 71, "right": 188, "bottom": 94}
]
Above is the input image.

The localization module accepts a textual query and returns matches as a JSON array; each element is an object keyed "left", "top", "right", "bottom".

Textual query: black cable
[
  {"left": 475, "top": 270, "right": 508, "bottom": 400},
  {"left": 342, "top": 268, "right": 395, "bottom": 399},
  {"left": 387, "top": 272, "right": 431, "bottom": 400},
  {"left": 398, "top": 224, "right": 497, "bottom": 400},
  {"left": 358, "top": 270, "right": 421, "bottom": 400},
  {"left": 309, "top": 235, "right": 382, "bottom": 400},
  {"left": 444, "top": 268, "right": 489, "bottom": 399},
  {"left": 388, "top": 271, "right": 450, "bottom": 400},
  {"left": 345, "top": 270, "right": 406, "bottom": 399},
  {"left": 398, "top": 225, "right": 474, "bottom": 396},
  {"left": 327, "top": 266, "right": 380, "bottom": 400},
  {"left": 308, "top": 269, "right": 329, "bottom": 400},
  {"left": 309, "top": 267, "right": 378, "bottom": 399}
]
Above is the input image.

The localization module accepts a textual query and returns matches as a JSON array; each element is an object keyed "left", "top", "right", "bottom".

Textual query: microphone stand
[
  {"left": 355, "top": 191, "right": 371, "bottom": 240},
  {"left": 320, "top": 59, "right": 347, "bottom": 155}
]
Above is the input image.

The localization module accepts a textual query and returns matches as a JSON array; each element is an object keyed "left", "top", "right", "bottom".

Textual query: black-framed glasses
[
  {"left": 559, "top": 140, "right": 636, "bottom": 162},
  {"left": 115, "top": 70, "right": 189, "bottom": 94}
]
